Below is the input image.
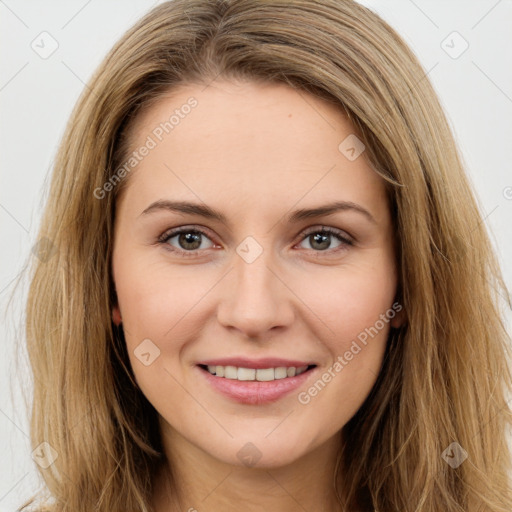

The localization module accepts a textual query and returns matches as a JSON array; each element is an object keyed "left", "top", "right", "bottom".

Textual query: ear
[
  {"left": 390, "top": 306, "right": 406, "bottom": 328},
  {"left": 112, "top": 305, "right": 122, "bottom": 326}
]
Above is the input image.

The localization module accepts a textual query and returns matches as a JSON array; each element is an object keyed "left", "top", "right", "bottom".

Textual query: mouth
[
  {"left": 197, "top": 363, "right": 317, "bottom": 381},
  {"left": 196, "top": 361, "right": 318, "bottom": 405}
]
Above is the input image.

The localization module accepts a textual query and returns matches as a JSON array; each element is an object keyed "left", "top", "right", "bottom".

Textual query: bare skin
[{"left": 111, "top": 79, "right": 402, "bottom": 511}]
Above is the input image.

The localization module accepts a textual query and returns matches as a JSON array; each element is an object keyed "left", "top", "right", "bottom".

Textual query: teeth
[
  {"left": 256, "top": 368, "right": 275, "bottom": 381},
  {"left": 225, "top": 366, "right": 237, "bottom": 379},
  {"left": 274, "top": 367, "right": 288, "bottom": 379},
  {"left": 238, "top": 367, "right": 256, "bottom": 380},
  {"left": 203, "top": 364, "right": 310, "bottom": 381}
]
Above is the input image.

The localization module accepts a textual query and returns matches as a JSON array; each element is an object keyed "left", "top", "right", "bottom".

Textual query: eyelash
[{"left": 157, "top": 225, "right": 354, "bottom": 258}]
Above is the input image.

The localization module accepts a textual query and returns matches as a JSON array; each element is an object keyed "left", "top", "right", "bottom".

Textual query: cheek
[
  {"left": 294, "top": 260, "right": 397, "bottom": 346},
  {"left": 114, "top": 256, "right": 205, "bottom": 343},
  {"left": 113, "top": 259, "right": 199, "bottom": 411},
  {"left": 293, "top": 264, "right": 396, "bottom": 419},
  {"left": 114, "top": 256, "right": 216, "bottom": 403}
]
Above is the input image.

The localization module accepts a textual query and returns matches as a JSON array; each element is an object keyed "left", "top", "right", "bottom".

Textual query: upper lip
[{"left": 197, "top": 357, "right": 316, "bottom": 369}]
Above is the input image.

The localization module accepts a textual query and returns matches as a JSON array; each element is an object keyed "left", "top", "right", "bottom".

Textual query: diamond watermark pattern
[
  {"left": 441, "top": 31, "right": 469, "bottom": 59},
  {"left": 32, "top": 237, "right": 57, "bottom": 263},
  {"left": 236, "top": 442, "right": 262, "bottom": 467},
  {"left": 338, "top": 134, "right": 365, "bottom": 161},
  {"left": 134, "top": 338, "right": 161, "bottom": 366},
  {"left": 30, "top": 31, "right": 59, "bottom": 59},
  {"left": 236, "top": 236, "right": 263, "bottom": 264},
  {"left": 31, "top": 441, "right": 58, "bottom": 469},
  {"left": 441, "top": 441, "right": 468, "bottom": 469}
]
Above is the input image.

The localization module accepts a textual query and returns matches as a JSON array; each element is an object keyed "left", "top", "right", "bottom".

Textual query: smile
[
  {"left": 196, "top": 362, "right": 318, "bottom": 405},
  {"left": 200, "top": 364, "right": 314, "bottom": 381}
]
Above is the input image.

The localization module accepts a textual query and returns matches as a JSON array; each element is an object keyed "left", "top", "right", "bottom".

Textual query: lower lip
[{"left": 197, "top": 365, "right": 317, "bottom": 405}]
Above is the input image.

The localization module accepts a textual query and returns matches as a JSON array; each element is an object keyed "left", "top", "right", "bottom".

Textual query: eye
[
  {"left": 296, "top": 226, "right": 353, "bottom": 253},
  {"left": 158, "top": 226, "right": 215, "bottom": 257},
  {"left": 157, "top": 225, "right": 353, "bottom": 257}
]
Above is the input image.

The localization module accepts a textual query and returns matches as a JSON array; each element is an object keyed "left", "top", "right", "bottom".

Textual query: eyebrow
[{"left": 138, "top": 199, "right": 377, "bottom": 225}]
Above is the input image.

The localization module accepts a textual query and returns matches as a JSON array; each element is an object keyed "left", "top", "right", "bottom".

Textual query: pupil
[
  {"left": 180, "top": 232, "right": 201, "bottom": 250},
  {"left": 311, "top": 232, "right": 330, "bottom": 250}
]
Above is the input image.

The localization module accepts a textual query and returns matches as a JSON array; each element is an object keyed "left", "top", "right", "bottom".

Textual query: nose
[{"left": 216, "top": 245, "right": 295, "bottom": 340}]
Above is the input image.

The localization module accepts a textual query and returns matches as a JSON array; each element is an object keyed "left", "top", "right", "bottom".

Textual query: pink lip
[
  {"left": 196, "top": 364, "right": 317, "bottom": 405},
  {"left": 197, "top": 357, "right": 315, "bottom": 369}
]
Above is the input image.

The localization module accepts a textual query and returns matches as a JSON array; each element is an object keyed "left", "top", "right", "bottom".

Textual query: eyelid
[
  {"left": 157, "top": 224, "right": 214, "bottom": 242},
  {"left": 299, "top": 225, "right": 354, "bottom": 245}
]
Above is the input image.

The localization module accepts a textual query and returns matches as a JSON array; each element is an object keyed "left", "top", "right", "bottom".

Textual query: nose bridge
[
  {"left": 233, "top": 235, "right": 280, "bottom": 307},
  {"left": 235, "top": 237, "right": 274, "bottom": 290},
  {"left": 217, "top": 234, "right": 293, "bottom": 336}
]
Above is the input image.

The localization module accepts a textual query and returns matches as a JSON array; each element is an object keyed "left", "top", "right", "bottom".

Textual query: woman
[{"left": 18, "top": 0, "right": 512, "bottom": 510}]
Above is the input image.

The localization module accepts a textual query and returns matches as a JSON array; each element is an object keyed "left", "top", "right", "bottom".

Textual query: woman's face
[{"left": 111, "top": 80, "right": 401, "bottom": 468}]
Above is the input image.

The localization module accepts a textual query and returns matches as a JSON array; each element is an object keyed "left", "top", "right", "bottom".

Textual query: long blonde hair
[{"left": 15, "top": 0, "right": 512, "bottom": 510}]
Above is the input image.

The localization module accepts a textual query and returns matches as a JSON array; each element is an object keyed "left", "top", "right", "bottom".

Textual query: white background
[{"left": 1, "top": 1, "right": 511, "bottom": 509}]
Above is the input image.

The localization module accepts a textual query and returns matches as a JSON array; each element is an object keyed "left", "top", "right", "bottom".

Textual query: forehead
[{"left": 117, "top": 80, "right": 388, "bottom": 220}]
